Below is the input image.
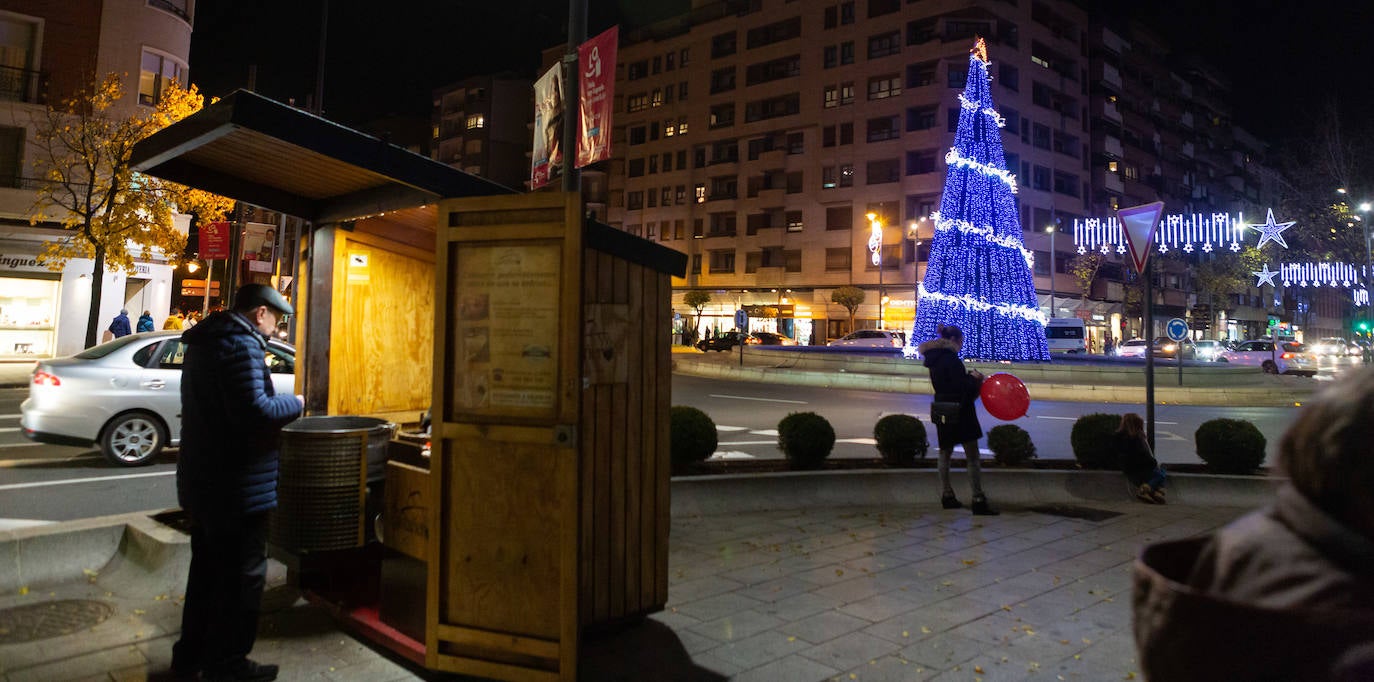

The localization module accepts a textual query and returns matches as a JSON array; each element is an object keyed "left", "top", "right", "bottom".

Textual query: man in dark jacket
[
  {"left": 918, "top": 324, "right": 997, "bottom": 515},
  {"left": 108, "top": 309, "right": 131, "bottom": 338},
  {"left": 170, "top": 284, "right": 303, "bottom": 682},
  {"left": 1133, "top": 367, "right": 1374, "bottom": 681}
]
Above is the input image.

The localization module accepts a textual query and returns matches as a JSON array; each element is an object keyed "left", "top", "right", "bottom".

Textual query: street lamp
[
  {"left": 1047, "top": 224, "right": 1056, "bottom": 318},
  {"left": 867, "top": 212, "right": 884, "bottom": 329},
  {"left": 1361, "top": 202, "right": 1372, "bottom": 355}
]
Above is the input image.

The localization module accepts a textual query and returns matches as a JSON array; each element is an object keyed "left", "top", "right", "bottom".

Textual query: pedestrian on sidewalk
[
  {"left": 164, "top": 307, "right": 185, "bottom": 330},
  {"left": 137, "top": 310, "right": 155, "bottom": 333},
  {"left": 1133, "top": 366, "right": 1374, "bottom": 682},
  {"left": 1115, "top": 412, "right": 1167, "bottom": 503},
  {"left": 107, "top": 308, "right": 131, "bottom": 340},
  {"left": 918, "top": 324, "right": 997, "bottom": 515},
  {"left": 170, "top": 284, "right": 304, "bottom": 682}
]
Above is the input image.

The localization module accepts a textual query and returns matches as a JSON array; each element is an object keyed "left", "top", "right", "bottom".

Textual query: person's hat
[{"left": 234, "top": 283, "right": 294, "bottom": 315}]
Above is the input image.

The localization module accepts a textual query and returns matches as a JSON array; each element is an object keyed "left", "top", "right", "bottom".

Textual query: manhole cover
[
  {"left": 0, "top": 599, "right": 113, "bottom": 644},
  {"left": 1026, "top": 504, "right": 1124, "bottom": 522}
]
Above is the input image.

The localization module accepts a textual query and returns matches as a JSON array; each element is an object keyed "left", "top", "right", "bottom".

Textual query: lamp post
[
  {"left": 1047, "top": 224, "right": 1056, "bottom": 318},
  {"left": 1361, "top": 201, "right": 1372, "bottom": 359},
  {"left": 867, "top": 212, "right": 884, "bottom": 329}
]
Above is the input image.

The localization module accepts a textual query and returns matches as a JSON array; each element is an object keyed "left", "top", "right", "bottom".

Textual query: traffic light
[
  {"left": 1267, "top": 315, "right": 1279, "bottom": 329},
  {"left": 1357, "top": 320, "right": 1370, "bottom": 334}
]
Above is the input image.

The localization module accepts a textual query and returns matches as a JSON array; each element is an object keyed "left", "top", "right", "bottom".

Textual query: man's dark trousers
[{"left": 172, "top": 510, "right": 269, "bottom": 671}]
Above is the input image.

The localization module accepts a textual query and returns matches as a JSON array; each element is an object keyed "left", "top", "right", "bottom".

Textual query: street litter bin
[{"left": 271, "top": 415, "right": 397, "bottom": 552}]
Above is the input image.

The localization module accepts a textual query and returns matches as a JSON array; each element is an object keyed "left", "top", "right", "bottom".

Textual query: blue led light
[{"left": 906, "top": 41, "right": 1050, "bottom": 362}]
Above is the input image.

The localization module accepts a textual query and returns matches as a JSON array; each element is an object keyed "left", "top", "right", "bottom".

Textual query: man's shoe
[
  {"left": 1150, "top": 489, "right": 1167, "bottom": 504},
  {"left": 1136, "top": 484, "right": 1158, "bottom": 504},
  {"left": 941, "top": 493, "right": 963, "bottom": 510},
  {"left": 970, "top": 495, "right": 999, "bottom": 516},
  {"left": 201, "top": 659, "right": 278, "bottom": 682}
]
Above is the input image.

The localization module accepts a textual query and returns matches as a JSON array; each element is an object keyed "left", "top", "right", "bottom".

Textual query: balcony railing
[
  {"left": 0, "top": 66, "right": 47, "bottom": 105},
  {"left": 148, "top": 0, "right": 191, "bottom": 21}
]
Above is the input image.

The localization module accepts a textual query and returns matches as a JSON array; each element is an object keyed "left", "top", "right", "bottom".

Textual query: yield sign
[{"left": 1117, "top": 201, "right": 1165, "bottom": 274}]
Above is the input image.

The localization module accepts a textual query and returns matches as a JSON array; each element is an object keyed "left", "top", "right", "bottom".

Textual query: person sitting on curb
[
  {"left": 1115, "top": 412, "right": 1167, "bottom": 503},
  {"left": 1132, "top": 367, "right": 1374, "bottom": 681}
]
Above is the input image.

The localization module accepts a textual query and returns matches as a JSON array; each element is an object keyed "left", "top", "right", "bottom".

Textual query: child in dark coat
[
  {"left": 918, "top": 324, "right": 997, "bottom": 515},
  {"left": 1116, "top": 413, "right": 1167, "bottom": 503}
]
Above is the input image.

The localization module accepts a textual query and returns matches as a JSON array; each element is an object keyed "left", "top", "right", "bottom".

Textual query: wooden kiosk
[{"left": 131, "top": 91, "right": 687, "bottom": 680}]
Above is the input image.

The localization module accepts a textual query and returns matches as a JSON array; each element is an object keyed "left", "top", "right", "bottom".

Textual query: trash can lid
[{"left": 283, "top": 415, "right": 394, "bottom": 434}]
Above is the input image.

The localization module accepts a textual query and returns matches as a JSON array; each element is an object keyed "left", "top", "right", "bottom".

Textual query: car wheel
[
  {"left": 100, "top": 411, "right": 167, "bottom": 467},
  {"left": 1261, "top": 361, "right": 1278, "bottom": 374}
]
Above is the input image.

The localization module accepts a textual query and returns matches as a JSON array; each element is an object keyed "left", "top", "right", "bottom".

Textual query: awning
[{"left": 130, "top": 89, "right": 684, "bottom": 276}]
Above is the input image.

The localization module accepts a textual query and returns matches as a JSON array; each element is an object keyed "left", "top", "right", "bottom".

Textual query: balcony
[
  {"left": 1101, "top": 63, "right": 1121, "bottom": 89},
  {"left": 0, "top": 66, "right": 47, "bottom": 105},
  {"left": 1101, "top": 135, "right": 1123, "bottom": 159},
  {"left": 1095, "top": 168, "right": 1123, "bottom": 194}
]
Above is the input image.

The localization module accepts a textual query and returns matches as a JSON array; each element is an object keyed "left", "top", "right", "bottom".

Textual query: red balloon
[{"left": 980, "top": 372, "right": 1030, "bottom": 421}]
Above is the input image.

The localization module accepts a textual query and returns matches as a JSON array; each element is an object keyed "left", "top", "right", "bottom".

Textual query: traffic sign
[
  {"left": 1116, "top": 201, "right": 1165, "bottom": 275},
  {"left": 734, "top": 309, "right": 749, "bottom": 329},
  {"left": 1165, "top": 318, "right": 1188, "bottom": 342}
]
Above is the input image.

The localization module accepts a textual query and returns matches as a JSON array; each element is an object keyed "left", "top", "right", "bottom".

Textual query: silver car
[
  {"left": 21, "top": 330, "right": 296, "bottom": 466},
  {"left": 1217, "top": 339, "right": 1317, "bottom": 376},
  {"left": 827, "top": 329, "right": 906, "bottom": 348}
]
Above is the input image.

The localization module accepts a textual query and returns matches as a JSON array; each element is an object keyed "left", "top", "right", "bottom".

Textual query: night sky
[{"left": 188, "top": 1, "right": 1372, "bottom": 145}]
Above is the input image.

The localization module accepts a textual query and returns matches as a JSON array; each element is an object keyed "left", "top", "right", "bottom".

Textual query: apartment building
[
  {"left": 432, "top": 74, "right": 535, "bottom": 192},
  {"left": 600, "top": 0, "right": 1093, "bottom": 344},
  {"left": 0, "top": 0, "right": 192, "bottom": 357},
  {"left": 596, "top": 0, "right": 1283, "bottom": 346}
]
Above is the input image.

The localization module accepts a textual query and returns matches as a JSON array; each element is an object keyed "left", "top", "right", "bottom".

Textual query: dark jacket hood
[
  {"left": 181, "top": 310, "right": 265, "bottom": 348},
  {"left": 918, "top": 337, "right": 958, "bottom": 366},
  {"left": 1133, "top": 485, "right": 1374, "bottom": 681}
]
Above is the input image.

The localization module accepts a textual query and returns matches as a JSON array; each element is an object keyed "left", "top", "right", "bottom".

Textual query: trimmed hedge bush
[
  {"left": 1071, "top": 413, "right": 1123, "bottom": 469},
  {"left": 988, "top": 424, "right": 1037, "bottom": 466},
  {"left": 778, "top": 411, "right": 836, "bottom": 470},
  {"left": 1195, "top": 418, "right": 1266, "bottom": 474},
  {"left": 670, "top": 406, "right": 717, "bottom": 474},
  {"left": 873, "top": 414, "right": 928, "bottom": 465}
]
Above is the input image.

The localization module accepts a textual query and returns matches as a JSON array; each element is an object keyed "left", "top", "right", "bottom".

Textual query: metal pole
[
  {"left": 1144, "top": 259, "right": 1156, "bottom": 451},
  {"left": 201, "top": 259, "right": 213, "bottom": 317},
  {"left": 1049, "top": 226, "right": 1056, "bottom": 318},
  {"left": 878, "top": 241, "right": 884, "bottom": 330},
  {"left": 561, "top": 0, "right": 586, "bottom": 193},
  {"left": 1365, "top": 206, "right": 1372, "bottom": 362}
]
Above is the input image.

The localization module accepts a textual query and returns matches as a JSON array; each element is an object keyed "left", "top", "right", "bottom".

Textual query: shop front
[{"left": 0, "top": 235, "right": 175, "bottom": 358}]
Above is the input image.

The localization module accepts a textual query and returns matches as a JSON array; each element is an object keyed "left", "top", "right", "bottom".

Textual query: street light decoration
[{"left": 908, "top": 38, "right": 1048, "bottom": 361}]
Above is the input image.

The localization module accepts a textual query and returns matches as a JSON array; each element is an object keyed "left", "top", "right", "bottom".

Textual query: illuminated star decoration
[
  {"left": 1253, "top": 263, "right": 1280, "bottom": 288},
  {"left": 1250, "top": 208, "right": 1295, "bottom": 250}
]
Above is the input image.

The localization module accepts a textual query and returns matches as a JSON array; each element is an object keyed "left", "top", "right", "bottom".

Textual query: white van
[{"left": 1045, "top": 317, "right": 1087, "bottom": 353}]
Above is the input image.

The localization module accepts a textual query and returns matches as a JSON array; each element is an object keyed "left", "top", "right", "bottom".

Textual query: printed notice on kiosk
[{"left": 450, "top": 244, "right": 561, "bottom": 418}]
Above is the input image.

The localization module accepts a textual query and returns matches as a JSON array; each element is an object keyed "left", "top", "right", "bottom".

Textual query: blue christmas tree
[{"left": 907, "top": 38, "right": 1049, "bottom": 362}]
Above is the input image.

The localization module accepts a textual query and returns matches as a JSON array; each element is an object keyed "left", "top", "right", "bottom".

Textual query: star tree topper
[
  {"left": 1250, "top": 208, "right": 1295, "bottom": 250},
  {"left": 1253, "top": 263, "right": 1280, "bottom": 288}
]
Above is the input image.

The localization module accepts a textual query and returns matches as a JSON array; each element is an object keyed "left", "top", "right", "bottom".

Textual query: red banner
[
  {"left": 577, "top": 26, "right": 618, "bottom": 169},
  {"left": 199, "top": 221, "right": 230, "bottom": 260}
]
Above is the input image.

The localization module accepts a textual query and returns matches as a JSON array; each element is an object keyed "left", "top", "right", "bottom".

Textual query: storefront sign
[{"left": 0, "top": 253, "right": 50, "bottom": 273}]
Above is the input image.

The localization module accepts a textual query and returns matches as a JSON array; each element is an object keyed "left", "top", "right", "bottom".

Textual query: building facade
[
  {"left": 593, "top": 0, "right": 1285, "bottom": 347},
  {"left": 432, "top": 73, "right": 535, "bottom": 192},
  {"left": 0, "top": 0, "right": 193, "bottom": 357}
]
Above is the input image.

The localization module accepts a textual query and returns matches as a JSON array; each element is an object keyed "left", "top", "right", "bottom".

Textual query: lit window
[
  {"left": 1108, "top": 161, "right": 1118, "bottom": 172},
  {"left": 138, "top": 49, "right": 185, "bottom": 106},
  {"left": 465, "top": 114, "right": 485, "bottom": 129}
]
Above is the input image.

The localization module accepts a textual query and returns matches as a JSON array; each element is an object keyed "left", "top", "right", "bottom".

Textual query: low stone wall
[
  {"left": 0, "top": 511, "right": 188, "bottom": 594},
  {"left": 671, "top": 469, "right": 1282, "bottom": 516}
]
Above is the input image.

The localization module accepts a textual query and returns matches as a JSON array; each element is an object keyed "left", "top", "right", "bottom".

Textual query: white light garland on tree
[
  {"left": 944, "top": 148, "right": 1018, "bottom": 194},
  {"left": 931, "top": 212, "right": 1034, "bottom": 268},
  {"left": 917, "top": 283, "right": 1047, "bottom": 324}
]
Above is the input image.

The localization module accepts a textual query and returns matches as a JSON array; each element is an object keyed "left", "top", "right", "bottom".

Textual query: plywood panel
[
  {"left": 440, "top": 436, "right": 566, "bottom": 638},
  {"left": 330, "top": 234, "right": 434, "bottom": 416},
  {"left": 653, "top": 270, "right": 672, "bottom": 608},
  {"left": 622, "top": 263, "right": 644, "bottom": 614}
]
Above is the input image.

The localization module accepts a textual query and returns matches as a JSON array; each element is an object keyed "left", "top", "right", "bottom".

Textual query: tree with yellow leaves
[{"left": 29, "top": 74, "right": 234, "bottom": 348}]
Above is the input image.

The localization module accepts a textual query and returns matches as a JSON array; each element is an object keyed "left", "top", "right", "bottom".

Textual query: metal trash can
[{"left": 271, "top": 415, "right": 397, "bottom": 552}]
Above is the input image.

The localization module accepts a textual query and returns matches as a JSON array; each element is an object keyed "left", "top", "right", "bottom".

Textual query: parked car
[
  {"left": 1115, "top": 338, "right": 1151, "bottom": 359},
  {"left": 1151, "top": 337, "right": 1196, "bottom": 359},
  {"left": 21, "top": 330, "right": 297, "bottom": 466},
  {"left": 827, "top": 329, "right": 906, "bottom": 348},
  {"left": 1192, "top": 339, "right": 1223, "bottom": 362},
  {"left": 1310, "top": 337, "right": 1354, "bottom": 357},
  {"left": 750, "top": 331, "right": 797, "bottom": 346},
  {"left": 1217, "top": 339, "right": 1317, "bottom": 376},
  {"left": 696, "top": 330, "right": 753, "bottom": 352}
]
